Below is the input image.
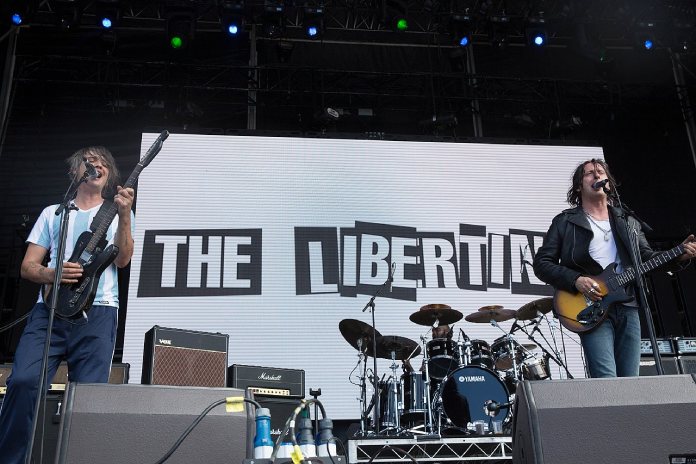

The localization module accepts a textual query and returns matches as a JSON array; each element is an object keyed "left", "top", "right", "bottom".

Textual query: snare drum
[
  {"left": 427, "top": 338, "right": 458, "bottom": 379},
  {"left": 469, "top": 340, "right": 494, "bottom": 369},
  {"left": 521, "top": 357, "right": 549, "bottom": 381}
]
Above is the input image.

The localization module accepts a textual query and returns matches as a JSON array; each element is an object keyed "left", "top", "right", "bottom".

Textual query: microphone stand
[
  {"left": 521, "top": 318, "right": 574, "bottom": 379},
  {"left": 25, "top": 170, "right": 91, "bottom": 464},
  {"left": 607, "top": 185, "right": 663, "bottom": 374},
  {"left": 360, "top": 265, "right": 393, "bottom": 434}
]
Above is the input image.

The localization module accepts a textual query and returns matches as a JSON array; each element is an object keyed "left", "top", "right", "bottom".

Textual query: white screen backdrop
[{"left": 123, "top": 134, "right": 603, "bottom": 418}]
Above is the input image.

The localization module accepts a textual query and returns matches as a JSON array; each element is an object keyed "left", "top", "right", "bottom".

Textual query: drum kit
[{"left": 340, "top": 297, "right": 568, "bottom": 437}]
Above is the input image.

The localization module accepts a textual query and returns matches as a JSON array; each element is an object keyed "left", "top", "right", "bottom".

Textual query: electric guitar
[
  {"left": 553, "top": 243, "right": 686, "bottom": 333},
  {"left": 45, "top": 130, "right": 169, "bottom": 318}
]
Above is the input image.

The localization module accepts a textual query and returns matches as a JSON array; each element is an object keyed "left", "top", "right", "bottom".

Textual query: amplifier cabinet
[
  {"left": 679, "top": 356, "right": 696, "bottom": 374},
  {"left": 142, "top": 326, "right": 229, "bottom": 387},
  {"left": 228, "top": 364, "right": 305, "bottom": 398},
  {"left": 0, "top": 363, "right": 129, "bottom": 393},
  {"left": 639, "top": 357, "right": 680, "bottom": 376}
]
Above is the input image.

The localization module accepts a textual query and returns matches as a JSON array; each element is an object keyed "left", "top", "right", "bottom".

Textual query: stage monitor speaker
[
  {"left": 639, "top": 356, "right": 680, "bottom": 376},
  {"left": 680, "top": 356, "right": 696, "bottom": 374},
  {"left": 142, "top": 326, "right": 229, "bottom": 387},
  {"left": 512, "top": 375, "right": 696, "bottom": 464},
  {"left": 55, "top": 383, "right": 252, "bottom": 464}
]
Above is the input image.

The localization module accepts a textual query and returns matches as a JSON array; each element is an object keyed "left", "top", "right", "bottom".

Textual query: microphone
[
  {"left": 84, "top": 161, "right": 101, "bottom": 179},
  {"left": 486, "top": 400, "right": 514, "bottom": 412},
  {"left": 592, "top": 179, "right": 609, "bottom": 189}
]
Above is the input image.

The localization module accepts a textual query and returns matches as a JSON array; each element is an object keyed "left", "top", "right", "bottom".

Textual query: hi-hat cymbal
[
  {"left": 465, "top": 308, "right": 517, "bottom": 323},
  {"left": 409, "top": 306, "right": 463, "bottom": 326},
  {"left": 374, "top": 335, "right": 422, "bottom": 360},
  {"left": 516, "top": 297, "right": 554, "bottom": 320},
  {"left": 477, "top": 305, "right": 504, "bottom": 312},
  {"left": 339, "top": 319, "right": 381, "bottom": 354}
]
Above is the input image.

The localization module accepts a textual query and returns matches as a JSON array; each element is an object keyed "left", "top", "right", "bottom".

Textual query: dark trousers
[{"left": 0, "top": 303, "right": 117, "bottom": 464}]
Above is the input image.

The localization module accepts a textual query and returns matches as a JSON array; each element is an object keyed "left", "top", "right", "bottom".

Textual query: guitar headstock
[{"left": 140, "top": 130, "right": 169, "bottom": 168}]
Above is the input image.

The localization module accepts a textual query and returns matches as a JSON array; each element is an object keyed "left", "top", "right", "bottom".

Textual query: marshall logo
[
  {"left": 258, "top": 372, "right": 282, "bottom": 381},
  {"left": 158, "top": 339, "right": 172, "bottom": 345},
  {"left": 459, "top": 375, "right": 486, "bottom": 383}
]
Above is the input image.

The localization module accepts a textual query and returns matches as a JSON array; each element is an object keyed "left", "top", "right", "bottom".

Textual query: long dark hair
[
  {"left": 66, "top": 146, "right": 121, "bottom": 198},
  {"left": 566, "top": 158, "right": 618, "bottom": 206}
]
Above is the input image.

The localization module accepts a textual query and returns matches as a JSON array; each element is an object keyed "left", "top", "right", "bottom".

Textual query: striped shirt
[{"left": 27, "top": 203, "right": 135, "bottom": 308}]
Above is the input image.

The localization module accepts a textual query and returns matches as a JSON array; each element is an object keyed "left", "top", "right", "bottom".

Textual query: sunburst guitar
[{"left": 553, "top": 243, "right": 686, "bottom": 333}]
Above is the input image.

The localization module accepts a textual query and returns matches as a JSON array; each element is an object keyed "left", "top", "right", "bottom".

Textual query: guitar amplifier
[
  {"left": 639, "top": 338, "right": 676, "bottom": 356},
  {"left": 227, "top": 364, "right": 305, "bottom": 398},
  {"left": 675, "top": 338, "right": 696, "bottom": 355},
  {"left": 142, "top": 326, "right": 229, "bottom": 387}
]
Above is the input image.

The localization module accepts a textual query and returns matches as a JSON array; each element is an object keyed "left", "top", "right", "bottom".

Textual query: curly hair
[
  {"left": 66, "top": 146, "right": 121, "bottom": 198},
  {"left": 566, "top": 158, "right": 617, "bottom": 206}
]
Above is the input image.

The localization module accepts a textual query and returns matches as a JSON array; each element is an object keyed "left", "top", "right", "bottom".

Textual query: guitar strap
[{"left": 89, "top": 200, "right": 115, "bottom": 233}]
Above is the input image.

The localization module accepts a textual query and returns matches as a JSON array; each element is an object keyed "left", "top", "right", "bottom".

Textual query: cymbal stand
[
  {"left": 356, "top": 338, "right": 370, "bottom": 436},
  {"left": 457, "top": 329, "right": 471, "bottom": 366},
  {"left": 386, "top": 350, "right": 401, "bottom": 434},
  {"left": 420, "top": 334, "right": 437, "bottom": 435}
]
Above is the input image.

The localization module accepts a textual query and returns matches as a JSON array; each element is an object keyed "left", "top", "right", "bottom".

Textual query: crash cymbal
[
  {"left": 477, "top": 305, "right": 504, "bottom": 312},
  {"left": 520, "top": 343, "right": 537, "bottom": 350},
  {"left": 419, "top": 303, "right": 452, "bottom": 311},
  {"left": 339, "top": 319, "right": 381, "bottom": 354},
  {"left": 465, "top": 308, "right": 517, "bottom": 323},
  {"left": 516, "top": 297, "right": 554, "bottom": 320},
  {"left": 374, "top": 335, "right": 422, "bottom": 360},
  {"left": 409, "top": 306, "right": 463, "bottom": 326}
]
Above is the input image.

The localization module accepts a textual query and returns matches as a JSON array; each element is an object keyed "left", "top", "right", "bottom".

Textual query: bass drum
[{"left": 438, "top": 365, "right": 511, "bottom": 427}]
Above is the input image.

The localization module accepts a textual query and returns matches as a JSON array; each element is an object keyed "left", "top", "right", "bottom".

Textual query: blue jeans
[
  {"left": 579, "top": 304, "right": 641, "bottom": 378},
  {"left": 0, "top": 303, "right": 118, "bottom": 464}
]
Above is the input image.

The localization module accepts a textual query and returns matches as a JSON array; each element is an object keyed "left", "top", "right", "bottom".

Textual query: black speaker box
[
  {"left": 680, "top": 356, "right": 696, "bottom": 374},
  {"left": 512, "top": 375, "right": 696, "bottom": 464},
  {"left": 639, "top": 356, "right": 680, "bottom": 376},
  {"left": 55, "top": 383, "right": 252, "bottom": 464}
]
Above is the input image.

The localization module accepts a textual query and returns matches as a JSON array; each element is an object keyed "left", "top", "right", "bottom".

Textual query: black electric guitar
[
  {"left": 45, "top": 130, "right": 169, "bottom": 318},
  {"left": 554, "top": 243, "right": 686, "bottom": 333}
]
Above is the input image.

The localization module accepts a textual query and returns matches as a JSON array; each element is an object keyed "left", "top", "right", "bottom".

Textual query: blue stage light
[
  {"left": 644, "top": 39, "right": 653, "bottom": 50},
  {"left": 101, "top": 17, "right": 112, "bottom": 28},
  {"left": 307, "top": 25, "right": 318, "bottom": 37},
  {"left": 228, "top": 23, "right": 239, "bottom": 35},
  {"left": 533, "top": 34, "right": 544, "bottom": 46},
  {"left": 11, "top": 13, "right": 23, "bottom": 25},
  {"left": 459, "top": 36, "right": 469, "bottom": 47}
]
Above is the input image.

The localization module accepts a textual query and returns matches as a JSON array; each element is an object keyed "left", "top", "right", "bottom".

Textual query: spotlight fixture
[
  {"left": 488, "top": 15, "right": 510, "bottom": 48},
  {"left": 9, "top": 0, "right": 36, "bottom": 26},
  {"left": 450, "top": 13, "right": 472, "bottom": 47},
  {"left": 166, "top": 6, "right": 195, "bottom": 50},
  {"left": 635, "top": 21, "right": 657, "bottom": 51},
  {"left": 302, "top": 5, "right": 324, "bottom": 39},
  {"left": 381, "top": 0, "right": 409, "bottom": 32},
  {"left": 218, "top": 0, "right": 245, "bottom": 37},
  {"left": 526, "top": 15, "right": 547, "bottom": 47},
  {"left": 54, "top": 0, "right": 83, "bottom": 29},
  {"left": 262, "top": 0, "right": 285, "bottom": 38},
  {"left": 96, "top": 0, "right": 121, "bottom": 29}
]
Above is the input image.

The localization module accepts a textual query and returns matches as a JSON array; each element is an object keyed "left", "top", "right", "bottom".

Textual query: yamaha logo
[
  {"left": 459, "top": 375, "right": 486, "bottom": 383},
  {"left": 258, "top": 372, "right": 282, "bottom": 381}
]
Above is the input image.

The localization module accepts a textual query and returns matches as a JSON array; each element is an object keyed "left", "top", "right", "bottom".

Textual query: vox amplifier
[{"left": 227, "top": 364, "right": 305, "bottom": 398}]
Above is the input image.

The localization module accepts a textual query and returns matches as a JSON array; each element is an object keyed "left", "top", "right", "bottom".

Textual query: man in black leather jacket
[{"left": 533, "top": 158, "right": 695, "bottom": 378}]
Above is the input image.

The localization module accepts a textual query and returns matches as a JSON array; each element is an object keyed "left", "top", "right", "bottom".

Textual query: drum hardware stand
[
  {"left": 489, "top": 319, "right": 520, "bottom": 378},
  {"left": 356, "top": 338, "right": 371, "bottom": 437},
  {"left": 457, "top": 329, "right": 471, "bottom": 366},
  {"left": 518, "top": 318, "right": 574, "bottom": 379},
  {"left": 420, "top": 334, "right": 439, "bottom": 438}
]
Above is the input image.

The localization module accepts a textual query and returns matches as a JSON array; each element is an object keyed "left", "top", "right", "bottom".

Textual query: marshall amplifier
[
  {"left": 675, "top": 338, "right": 696, "bottom": 355},
  {"left": 142, "top": 327, "right": 229, "bottom": 387},
  {"left": 227, "top": 364, "right": 305, "bottom": 398}
]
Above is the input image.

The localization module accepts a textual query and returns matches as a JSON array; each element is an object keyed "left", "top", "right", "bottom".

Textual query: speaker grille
[
  {"left": 151, "top": 345, "right": 227, "bottom": 387},
  {"left": 639, "top": 356, "right": 680, "bottom": 376},
  {"left": 680, "top": 357, "right": 696, "bottom": 374}
]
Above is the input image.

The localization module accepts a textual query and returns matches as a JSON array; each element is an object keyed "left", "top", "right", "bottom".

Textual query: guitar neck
[
  {"left": 614, "top": 244, "right": 685, "bottom": 287},
  {"left": 85, "top": 163, "right": 144, "bottom": 253}
]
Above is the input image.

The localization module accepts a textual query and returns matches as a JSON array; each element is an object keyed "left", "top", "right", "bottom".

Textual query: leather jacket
[{"left": 533, "top": 205, "right": 660, "bottom": 293}]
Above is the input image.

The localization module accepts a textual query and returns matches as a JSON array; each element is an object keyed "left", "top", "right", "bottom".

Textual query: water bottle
[
  {"left": 253, "top": 407, "right": 273, "bottom": 458},
  {"left": 316, "top": 418, "right": 337, "bottom": 457},
  {"left": 297, "top": 418, "right": 316, "bottom": 458}
]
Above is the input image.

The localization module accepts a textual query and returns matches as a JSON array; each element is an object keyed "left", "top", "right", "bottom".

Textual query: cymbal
[
  {"left": 516, "top": 297, "right": 554, "bottom": 320},
  {"left": 374, "top": 335, "right": 422, "bottom": 360},
  {"left": 521, "top": 343, "right": 538, "bottom": 350},
  {"left": 465, "top": 308, "right": 517, "bottom": 323},
  {"left": 339, "top": 319, "right": 381, "bottom": 354},
  {"left": 409, "top": 306, "right": 463, "bottom": 326},
  {"left": 477, "top": 305, "right": 504, "bottom": 312}
]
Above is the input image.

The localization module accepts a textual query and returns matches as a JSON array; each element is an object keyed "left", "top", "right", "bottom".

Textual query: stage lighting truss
[
  {"left": 525, "top": 15, "right": 547, "bottom": 47},
  {"left": 218, "top": 0, "right": 246, "bottom": 37},
  {"left": 95, "top": 0, "right": 121, "bottom": 29},
  {"left": 302, "top": 4, "right": 325, "bottom": 39}
]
